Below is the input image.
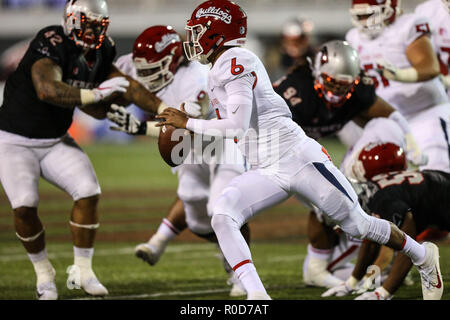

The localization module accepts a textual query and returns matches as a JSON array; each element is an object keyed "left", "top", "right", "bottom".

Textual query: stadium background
[{"left": 0, "top": 0, "right": 449, "bottom": 300}]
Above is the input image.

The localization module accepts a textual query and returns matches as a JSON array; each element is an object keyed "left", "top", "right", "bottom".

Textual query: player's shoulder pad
[
  {"left": 114, "top": 53, "right": 134, "bottom": 77},
  {"left": 30, "top": 25, "right": 67, "bottom": 63},
  {"left": 400, "top": 13, "right": 431, "bottom": 45},
  {"left": 414, "top": 0, "right": 434, "bottom": 17},
  {"left": 345, "top": 28, "right": 359, "bottom": 44},
  {"left": 211, "top": 47, "right": 258, "bottom": 86}
]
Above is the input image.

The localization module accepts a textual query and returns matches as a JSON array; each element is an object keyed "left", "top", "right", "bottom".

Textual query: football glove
[
  {"left": 376, "top": 59, "right": 418, "bottom": 83},
  {"left": 321, "top": 276, "right": 359, "bottom": 297},
  {"left": 354, "top": 287, "right": 393, "bottom": 300},
  {"left": 405, "top": 133, "right": 428, "bottom": 166},
  {"left": 107, "top": 104, "right": 146, "bottom": 135},
  {"left": 93, "top": 77, "right": 129, "bottom": 102}
]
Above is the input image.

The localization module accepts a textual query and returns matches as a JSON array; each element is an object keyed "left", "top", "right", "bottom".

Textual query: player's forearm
[
  {"left": 381, "top": 252, "right": 412, "bottom": 295},
  {"left": 120, "top": 77, "right": 163, "bottom": 113},
  {"left": 352, "top": 240, "right": 381, "bottom": 280},
  {"left": 35, "top": 80, "right": 82, "bottom": 108}
]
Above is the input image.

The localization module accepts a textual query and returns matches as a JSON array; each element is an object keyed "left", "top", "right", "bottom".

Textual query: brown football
[{"left": 158, "top": 125, "right": 191, "bottom": 167}]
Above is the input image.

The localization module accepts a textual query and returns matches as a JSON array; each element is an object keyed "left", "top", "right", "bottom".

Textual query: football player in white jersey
[
  {"left": 415, "top": 0, "right": 450, "bottom": 96},
  {"left": 157, "top": 0, "right": 443, "bottom": 300},
  {"left": 346, "top": 0, "right": 450, "bottom": 174},
  {"left": 107, "top": 25, "right": 248, "bottom": 297}
]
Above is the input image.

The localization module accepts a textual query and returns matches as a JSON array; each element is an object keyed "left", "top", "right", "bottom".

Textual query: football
[{"left": 158, "top": 125, "right": 191, "bottom": 167}]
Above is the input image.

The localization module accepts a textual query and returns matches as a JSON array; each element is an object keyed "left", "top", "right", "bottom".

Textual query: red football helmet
[
  {"left": 350, "top": 0, "right": 401, "bottom": 37},
  {"left": 352, "top": 142, "right": 407, "bottom": 181},
  {"left": 132, "top": 25, "right": 184, "bottom": 92},
  {"left": 184, "top": 0, "right": 247, "bottom": 64}
]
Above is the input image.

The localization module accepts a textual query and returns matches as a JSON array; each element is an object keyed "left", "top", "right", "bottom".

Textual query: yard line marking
[
  {"left": 0, "top": 243, "right": 216, "bottom": 262},
  {"left": 71, "top": 288, "right": 231, "bottom": 300}
]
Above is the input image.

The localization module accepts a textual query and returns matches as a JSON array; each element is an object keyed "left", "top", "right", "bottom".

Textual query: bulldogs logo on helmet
[
  {"left": 350, "top": 0, "right": 402, "bottom": 37},
  {"left": 352, "top": 142, "right": 407, "bottom": 182},
  {"left": 184, "top": 0, "right": 247, "bottom": 64},
  {"left": 63, "top": 0, "right": 110, "bottom": 49},
  {"left": 312, "top": 40, "right": 361, "bottom": 106},
  {"left": 132, "top": 25, "right": 184, "bottom": 92}
]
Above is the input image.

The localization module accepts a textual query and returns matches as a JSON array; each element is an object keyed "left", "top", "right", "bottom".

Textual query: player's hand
[
  {"left": 376, "top": 59, "right": 397, "bottom": 81},
  {"left": 354, "top": 287, "right": 393, "bottom": 300},
  {"left": 107, "top": 104, "right": 146, "bottom": 135},
  {"left": 183, "top": 101, "right": 203, "bottom": 118},
  {"left": 321, "top": 277, "right": 358, "bottom": 297},
  {"left": 93, "top": 77, "right": 129, "bottom": 102},
  {"left": 405, "top": 133, "right": 428, "bottom": 166},
  {"left": 155, "top": 107, "right": 189, "bottom": 129}
]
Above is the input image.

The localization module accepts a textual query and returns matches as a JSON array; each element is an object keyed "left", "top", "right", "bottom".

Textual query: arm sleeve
[
  {"left": 186, "top": 75, "right": 254, "bottom": 138},
  {"left": 388, "top": 110, "right": 411, "bottom": 135}
]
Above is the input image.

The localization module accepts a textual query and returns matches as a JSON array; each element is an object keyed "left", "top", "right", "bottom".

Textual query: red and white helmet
[
  {"left": 132, "top": 25, "right": 184, "bottom": 92},
  {"left": 184, "top": 0, "right": 247, "bottom": 64},
  {"left": 352, "top": 142, "right": 407, "bottom": 181},
  {"left": 350, "top": 0, "right": 401, "bottom": 37}
]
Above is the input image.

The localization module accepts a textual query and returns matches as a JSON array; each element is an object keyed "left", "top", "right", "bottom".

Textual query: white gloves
[
  {"left": 183, "top": 101, "right": 203, "bottom": 118},
  {"left": 355, "top": 287, "right": 393, "bottom": 300},
  {"left": 405, "top": 133, "right": 428, "bottom": 166},
  {"left": 321, "top": 276, "right": 359, "bottom": 297},
  {"left": 81, "top": 77, "right": 129, "bottom": 105},
  {"left": 107, "top": 104, "right": 146, "bottom": 135},
  {"left": 376, "top": 59, "right": 418, "bottom": 83}
]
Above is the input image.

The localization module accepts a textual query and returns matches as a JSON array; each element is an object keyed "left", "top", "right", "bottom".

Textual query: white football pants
[{"left": 0, "top": 130, "right": 101, "bottom": 209}]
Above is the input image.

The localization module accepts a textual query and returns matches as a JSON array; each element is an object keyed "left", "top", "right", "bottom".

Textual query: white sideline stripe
[
  {"left": 0, "top": 244, "right": 215, "bottom": 262},
  {"left": 71, "top": 288, "right": 231, "bottom": 300}
]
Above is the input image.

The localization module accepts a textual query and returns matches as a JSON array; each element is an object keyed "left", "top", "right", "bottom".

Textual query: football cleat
[
  {"left": 79, "top": 268, "right": 109, "bottom": 296},
  {"left": 36, "top": 281, "right": 58, "bottom": 300},
  {"left": 227, "top": 272, "right": 247, "bottom": 297},
  {"left": 135, "top": 243, "right": 162, "bottom": 266},
  {"left": 417, "top": 242, "right": 443, "bottom": 300},
  {"left": 247, "top": 291, "right": 272, "bottom": 300},
  {"left": 303, "top": 255, "right": 343, "bottom": 288}
]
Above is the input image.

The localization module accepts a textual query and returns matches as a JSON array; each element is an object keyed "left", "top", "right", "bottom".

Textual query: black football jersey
[
  {"left": 0, "top": 25, "right": 116, "bottom": 139},
  {"left": 273, "top": 65, "right": 377, "bottom": 140},
  {"left": 358, "top": 170, "right": 450, "bottom": 234}
]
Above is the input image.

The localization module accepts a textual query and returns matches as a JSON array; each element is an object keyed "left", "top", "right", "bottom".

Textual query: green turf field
[{"left": 0, "top": 137, "right": 449, "bottom": 300}]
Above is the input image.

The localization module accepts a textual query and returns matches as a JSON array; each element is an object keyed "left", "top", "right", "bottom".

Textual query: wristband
[
  {"left": 145, "top": 121, "right": 161, "bottom": 137},
  {"left": 346, "top": 276, "right": 360, "bottom": 289},
  {"left": 157, "top": 101, "right": 170, "bottom": 114},
  {"left": 394, "top": 67, "right": 418, "bottom": 82},
  {"left": 80, "top": 89, "right": 96, "bottom": 105}
]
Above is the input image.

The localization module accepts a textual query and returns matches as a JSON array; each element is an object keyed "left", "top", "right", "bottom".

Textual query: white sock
[
  {"left": 307, "top": 244, "right": 332, "bottom": 261},
  {"left": 74, "top": 246, "right": 94, "bottom": 270},
  {"left": 235, "top": 262, "right": 266, "bottom": 294},
  {"left": 401, "top": 235, "right": 426, "bottom": 265},
  {"left": 28, "top": 249, "right": 54, "bottom": 285},
  {"left": 148, "top": 219, "right": 179, "bottom": 250}
]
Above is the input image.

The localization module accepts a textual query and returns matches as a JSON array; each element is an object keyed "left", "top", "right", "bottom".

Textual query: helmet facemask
[
  {"left": 65, "top": 11, "right": 109, "bottom": 50},
  {"left": 314, "top": 73, "right": 360, "bottom": 105},
  {"left": 184, "top": 21, "right": 222, "bottom": 65},
  {"left": 134, "top": 51, "right": 175, "bottom": 93},
  {"left": 350, "top": 1, "right": 394, "bottom": 38}
]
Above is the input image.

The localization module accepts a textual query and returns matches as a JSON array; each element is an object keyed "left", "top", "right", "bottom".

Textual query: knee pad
[
  {"left": 211, "top": 214, "right": 241, "bottom": 236},
  {"left": 11, "top": 193, "right": 39, "bottom": 209},
  {"left": 338, "top": 204, "right": 372, "bottom": 240},
  {"left": 72, "top": 181, "right": 101, "bottom": 201}
]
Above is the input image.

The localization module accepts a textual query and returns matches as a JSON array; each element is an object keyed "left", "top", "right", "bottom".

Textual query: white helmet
[
  {"left": 312, "top": 40, "right": 361, "bottom": 106},
  {"left": 349, "top": 0, "right": 401, "bottom": 38},
  {"left": 63, "top": 0, "right": 110, "bottom": 50}
]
